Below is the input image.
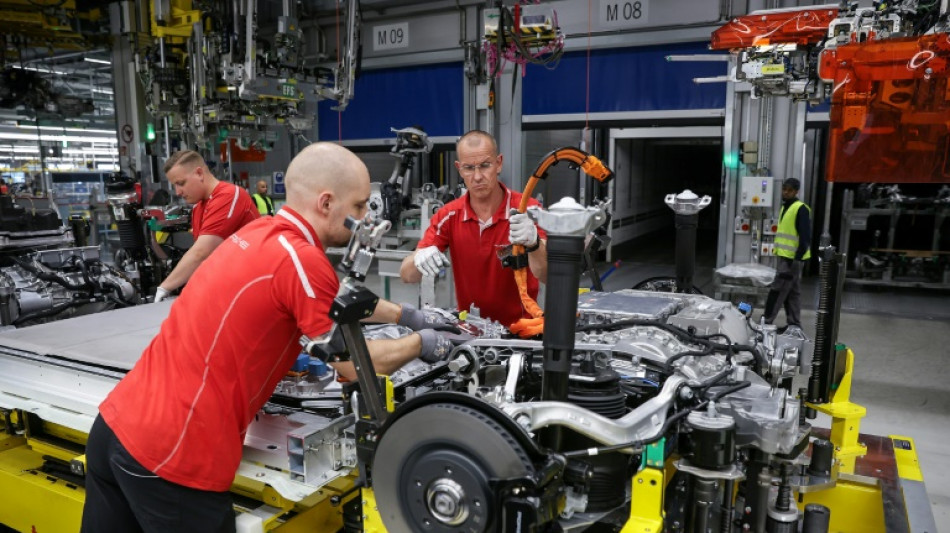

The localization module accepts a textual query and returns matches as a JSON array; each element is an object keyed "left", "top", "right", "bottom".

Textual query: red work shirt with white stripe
[
  {"left": 99, "top": 208, "right": 339, "bottom": 491},
  {"left": 418, "top": 183, "right": 545, "bottom": 327},
  {"left": 191, "top": 180, "right": 260, "bottom": 238}
]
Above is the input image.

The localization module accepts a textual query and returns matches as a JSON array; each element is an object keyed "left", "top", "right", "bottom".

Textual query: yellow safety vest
[
  {"left": 252, "top": 193, "right": 274, "bottom": 215},
  {"left": 774, "top": 200, "right": 811, "bottom": 260}
]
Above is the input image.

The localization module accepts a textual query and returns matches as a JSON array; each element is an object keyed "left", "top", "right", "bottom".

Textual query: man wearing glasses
[{"left": 400, "top": 130, "right": 548, "bottom": 327}]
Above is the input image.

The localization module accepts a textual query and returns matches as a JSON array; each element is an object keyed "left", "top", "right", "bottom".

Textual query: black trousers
[
  {"left": 81, "top": 415, "right": 236, "bottom": 533},
  {"left": 764, "top": 257, "right": 803, "bottom": 327}
]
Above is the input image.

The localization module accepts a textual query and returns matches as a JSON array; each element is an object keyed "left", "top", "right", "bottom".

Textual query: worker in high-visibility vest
[
  {"left": 251, "top": 179, "right": 275, "bottom": 216},
  {"left": 765, "top": 177, "right": 811, "bottom": 329}
]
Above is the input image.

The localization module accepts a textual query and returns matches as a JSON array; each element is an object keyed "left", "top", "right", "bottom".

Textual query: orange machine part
[
  {"left": 219, "top": 138, "right": 267, "bottom": 163},
  {"left": 826, "top": 34, "right": 950, "bottom": 183},
  {"left": 711, "top": 8, "right": 837, "bottom": 50}
]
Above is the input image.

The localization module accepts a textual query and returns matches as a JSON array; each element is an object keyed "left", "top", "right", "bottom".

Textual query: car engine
[
  {"left": 252, "top": 194, "right": 833, "bottom": 533},
  {"left": 0, "top": 193, "right": 138, "bottom": 328},
  {"left": 260, "top": 285, "right": 813, "bottom": 532}
]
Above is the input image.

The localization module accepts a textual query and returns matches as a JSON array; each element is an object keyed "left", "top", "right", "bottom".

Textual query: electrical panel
[{"left": 740, "top": 176, "right": 774, "bottom": 207}]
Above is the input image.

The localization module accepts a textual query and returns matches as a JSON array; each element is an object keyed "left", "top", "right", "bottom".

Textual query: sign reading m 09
[
  {"left": 373, "top": 22, "right": 409, "bottom": 51},
  {"left": 599, "top": 0, "right": 650, "bottom": 29}
]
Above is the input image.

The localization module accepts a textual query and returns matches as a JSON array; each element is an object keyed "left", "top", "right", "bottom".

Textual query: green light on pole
[
  {"left": 146, "top": 123, "right": 156, "bottom": 142},
  {"left": 723, "top": 150, "right": 740, "bottom": 169}
]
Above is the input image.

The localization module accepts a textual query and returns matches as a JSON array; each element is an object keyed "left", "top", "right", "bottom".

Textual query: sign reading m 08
[
  {"left": 373, "top": 22, "right": 409, "bottom": 51},
  {"left": 599, "top": 0, "right": 649, "bottom": 29}
]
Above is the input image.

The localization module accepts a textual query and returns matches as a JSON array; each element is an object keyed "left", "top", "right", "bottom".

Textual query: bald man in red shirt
[
  {"left": 400, "top": 130, "right": 548, "bottom": 327},
  {"left": 81, "top": 143, "right": 454, "bottom": 533}
]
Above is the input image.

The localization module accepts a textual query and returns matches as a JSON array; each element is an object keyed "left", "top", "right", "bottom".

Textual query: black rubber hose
[
  {"left": 11, "top": 257, "right": 93, "bottom": 292},
  {"left": 69, "top": 256, "right": 98, "bottom": 291},
  {"left": 665, "top": 345, "right": 714, "bottom": 369}
]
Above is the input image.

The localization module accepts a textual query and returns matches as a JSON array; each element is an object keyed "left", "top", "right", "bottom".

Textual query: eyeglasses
[{"left": 458, "top": 160, "right": 495, "bottom": 177}]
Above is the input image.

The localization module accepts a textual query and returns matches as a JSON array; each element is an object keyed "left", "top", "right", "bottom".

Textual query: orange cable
[{"left": 508, "top": 148, "right": 613, "bottom": 337}]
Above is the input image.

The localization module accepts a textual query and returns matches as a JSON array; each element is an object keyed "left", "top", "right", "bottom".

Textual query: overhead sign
[
  {"left": 373, "top": 22, "right": 409, "bottom": 51},
  {"left": 598, "top": 0, "right": 649, "bottom": 29}
]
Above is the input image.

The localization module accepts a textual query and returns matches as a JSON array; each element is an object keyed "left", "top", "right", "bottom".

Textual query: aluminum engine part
[{"left": 577, "top": 290, "right": 685, "bottom": 326}]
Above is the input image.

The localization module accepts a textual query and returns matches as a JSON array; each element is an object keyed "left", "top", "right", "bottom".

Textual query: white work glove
[
  {"left": 413, "top": 246, "right": 450, "bottom": 277},
  {"left": 508, "top": 210, "right": 538, "bottom": 248},
  {"left": 153, "top": 287, "right": 171, "bottom": 303}
]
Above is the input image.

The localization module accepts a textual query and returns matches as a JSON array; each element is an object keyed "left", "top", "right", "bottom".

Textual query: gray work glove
[
  {"left": 398, "top": 303, "right": 461, "bottom": 333},
  {"left": 417, "top": 329, "right": 456, "bottom": 363},
  {"left": 413, "top": 246, "right": 450, "bottom": 277},
  {"left": 508, "top": 209, "right": 538, "bottom": 248},
  {"left": 153, "top": 287, "right": 171, "bottom": 303}
]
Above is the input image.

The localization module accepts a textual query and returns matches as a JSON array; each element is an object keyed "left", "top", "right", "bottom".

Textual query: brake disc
[{"left": 371, "top": 401, "right": 535, "bottom": 532}]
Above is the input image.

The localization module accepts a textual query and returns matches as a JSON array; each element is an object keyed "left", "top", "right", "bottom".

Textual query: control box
[{"left": 740, "top": 176, "right": 774, "bottom": 207}]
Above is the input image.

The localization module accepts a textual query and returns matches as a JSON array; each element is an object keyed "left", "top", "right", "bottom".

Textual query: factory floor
[{"left": 594, "top": 258, "right": 950, "bottom": 530}]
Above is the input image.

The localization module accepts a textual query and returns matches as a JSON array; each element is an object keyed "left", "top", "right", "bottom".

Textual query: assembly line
[{"left": 0, "top": 1, "right": 948, "bottom": 532}]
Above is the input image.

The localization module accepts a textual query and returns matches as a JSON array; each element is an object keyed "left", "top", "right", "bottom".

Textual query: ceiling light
[
  {"left": 0, "top": 132, "right": 117, "bottom": 143},
  {"left": 84, "top": 58, "right": 111, "bottom": 65},
  {"left": 15, "top": 125, "right": 117, "bottom": 135},
  {"left": 62, "top": 149, "right": 118, "bottom": 155},
  {"left": 11, "top": 64, "right": 69, "bottom": 76},
  {"left": 0, "top": 146, "right": 40, "bottom": 153}
]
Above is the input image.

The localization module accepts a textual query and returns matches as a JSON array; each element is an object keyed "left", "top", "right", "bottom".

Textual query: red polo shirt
[
  {"left": 100, "top": 208, "right": 339, "bottom": 491},
  {"left": 191, "top": 180, "right": 260, "bottom": 238},
  {"left": 418, "top": 183, "right": 544, "bottom": 327}
]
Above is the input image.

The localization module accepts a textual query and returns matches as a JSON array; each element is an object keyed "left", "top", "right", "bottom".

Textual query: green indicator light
[{"left": 723, "top": 151, "right": 740, "bottom": 169}]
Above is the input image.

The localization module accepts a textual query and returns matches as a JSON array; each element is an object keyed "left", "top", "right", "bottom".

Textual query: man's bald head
[
  {"left": 285, "top": 142, "right": 369, "bottom": 208},
  {"left": 457, "top": 130, "right": 497, "bottom": 156},
  {"left": 283, "top": 142, "right": 371, "bottom": 248}
]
